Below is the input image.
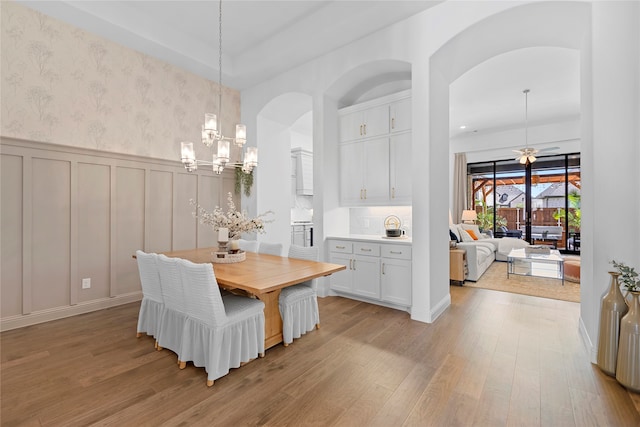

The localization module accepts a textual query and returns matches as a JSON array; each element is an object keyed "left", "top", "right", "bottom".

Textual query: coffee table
[{"left": 507, "top": 248, "right": 565, "bottom": 286}]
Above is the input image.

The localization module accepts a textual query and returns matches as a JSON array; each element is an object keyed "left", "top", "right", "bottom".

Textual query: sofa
[
  {"left": 450, "top": 224, "right": 531, "bottom": 281},
  {"left": 450, "top": 223, "right": 500, "bottom": 281}
]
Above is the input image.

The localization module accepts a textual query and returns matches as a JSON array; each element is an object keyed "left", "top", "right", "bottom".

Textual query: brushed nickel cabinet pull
[
  {"left": 382, "top": 263, "right": 386, "bottom": 275},
  {"left": 359, "top": 124, "right": 363, "bottom": 135},
  {"left": 363, "top": 124, "right": 366, "bottom": 135},
  {"left": 390, "top": 251, "right": 402, "bottom": 254},
  {"left": 364, "top": 189, "right": 367, "bottom": 199},
  {"left": 361, "top": 248, "right": 372, "bottom": 252},
  {"left": 353, "top": 259, "right": 356, "bottom": 270},
  {"left": 336, "top": 245, "right": 345, "bottom": 249},
  {"left": 391, "top": 117, "right": 395, "bottom": 129}
]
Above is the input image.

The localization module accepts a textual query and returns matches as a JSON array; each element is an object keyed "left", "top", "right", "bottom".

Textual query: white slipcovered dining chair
[
  {"left": 156, "top": 254, "right": 189, "bottom": 366},
  {"left": 178, "top": 258, "right": 265, "bottom": 387},
  {"left": 237, "top": 239, "right": 259, "bottom": 253},
  {"left": 258, "top": 242, "right": 283, "bottom": 256},
  {"left": 135, "top": 250, "right": 164, "bottom": 341},
  {"left": 279, "top": 245, "right": 320, "bottom": 346}
]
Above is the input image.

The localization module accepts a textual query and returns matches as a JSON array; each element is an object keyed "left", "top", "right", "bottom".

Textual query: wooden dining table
[{"left": 160, "top": 247, "right": 345, "bottom": 349}]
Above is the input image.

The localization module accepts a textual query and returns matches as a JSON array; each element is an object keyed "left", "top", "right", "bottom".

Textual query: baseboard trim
[
  {"left": 326, "top": 290, "right": 411, "bottom": 314},
  {"left": 0, "top": 293, "right": 142, "bottom": 332},
  {"left": 579, "top": 315, "right": 597, "bottom": 364},
  {"left": 430, "top": 293, "right": 451, "bottom": 322}
]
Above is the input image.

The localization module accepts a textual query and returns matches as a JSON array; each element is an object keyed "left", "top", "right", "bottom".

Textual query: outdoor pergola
[{"left": 471, "top": 172, "right": 581, "bottom": 207}]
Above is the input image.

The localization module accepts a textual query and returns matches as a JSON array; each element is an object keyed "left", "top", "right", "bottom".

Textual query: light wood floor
[{"left": 2, "top": 286, "right": 639, "bottom": 426}]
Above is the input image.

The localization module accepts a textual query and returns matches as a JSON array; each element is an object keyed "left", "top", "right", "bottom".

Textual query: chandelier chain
[{"left": 218, "top": 0, "right": 223, "bottom": 126}]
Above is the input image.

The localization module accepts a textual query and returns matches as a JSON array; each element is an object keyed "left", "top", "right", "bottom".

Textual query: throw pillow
[
  {"left": 449, "top": 230, "right": 458, "bottom": 242},
  {"left": 449, "top": 224, "right": 461, "bottom": 241},
  {"left": 457, "top": 225, "right": 475, "bottom": 242},
  {"left": 466, "top": 229, "right": 479, "bottom": 240},
  {"left": 460, "top": 223, "right": 482, "bottom": 238}
]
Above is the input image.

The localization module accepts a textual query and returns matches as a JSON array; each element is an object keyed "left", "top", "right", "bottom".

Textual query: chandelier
[{"left": 180, "top": 0, "right": 257, "bottom": 175}]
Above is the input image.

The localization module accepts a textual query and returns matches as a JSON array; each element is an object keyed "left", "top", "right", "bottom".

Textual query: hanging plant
[{"left": 234, "top": 166, "right": 254, "bottom": 197}]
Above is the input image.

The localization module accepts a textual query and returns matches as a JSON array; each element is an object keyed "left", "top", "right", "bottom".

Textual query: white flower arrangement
[{"left": 190, "top": 192, "right": 273, "bottom": 240}]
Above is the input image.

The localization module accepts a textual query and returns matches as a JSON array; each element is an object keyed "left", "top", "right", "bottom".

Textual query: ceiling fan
[
  {"left": 513, "top": 146, "right": 559, "bottom": 164},
  {"left": 512, "top": 89, "right": 558, "bottom": 164}
]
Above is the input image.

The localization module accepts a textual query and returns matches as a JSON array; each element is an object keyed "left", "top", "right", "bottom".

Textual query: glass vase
[
  {"left": 596, "top": 271, "right": 628, "bottom": 376},
  {"left": 616, "top": 291, "right": 640, "bottom": 392}
]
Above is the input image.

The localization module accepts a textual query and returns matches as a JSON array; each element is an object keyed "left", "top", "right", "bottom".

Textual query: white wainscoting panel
[
  {"left": 147, "top": 170, "right": 173, "bottom": 253},
  {"left": 0, "top": 138, "right": 232, "bottom": 331},
  {"left": 173, "top": 173, "right": 198, "bottom": 251},
  {"left": 78, "top": 162, "right": 111, "bottom": 303},
  {"left": 115, "top": 166, "right": 145, "bottom": 296},
  {"left": 1, "top": 154, "right": 23, "bottom": 317},
  {"left": 32, "top": 157, "right": 71, "bottom": 312}
]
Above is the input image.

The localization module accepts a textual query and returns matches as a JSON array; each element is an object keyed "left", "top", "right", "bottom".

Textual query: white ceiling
[{"left": 18, "top": 0, "right": 581, "bottom": 139}]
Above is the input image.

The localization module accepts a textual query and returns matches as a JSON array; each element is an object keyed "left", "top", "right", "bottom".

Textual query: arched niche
[{"left": 254, "top": 92, "right": 313, "bottom": 252}]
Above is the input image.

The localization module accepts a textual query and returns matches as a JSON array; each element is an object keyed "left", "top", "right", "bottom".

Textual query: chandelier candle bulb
[
  {"left": 205, "top": 113, "right": 217, "bottom": 132},
  {"left": 245, "top": 147, "right": 258, "bottom": 168},
  {"left": 218, "top": 227, "right": 229, "bottom": 242},
  {"left": 181, "top": 142, "right": 196, "bottom": 171},
  {"left": 235, "top": 124, "right": 246, "bottom": 146},
  {"left": 218, "top": 140, "right": 230, "bottom": 163}
]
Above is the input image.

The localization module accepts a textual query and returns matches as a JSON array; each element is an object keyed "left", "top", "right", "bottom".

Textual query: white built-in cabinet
[
  {"left": 291, "top": 148, "right": 313, "bottom": 196},
  {"left": 389, "top": 132, "right": 412, "bottom": 204},
  {"left": 339, "top": 138, "right": 389, "bottom": 205},
  {"left": 328, "top": 238, "right": 412, "bottom": 310},
  {"left": 338, "top": 90, "right": 411, "bottom": 206},
  {"left": 338, "top": 103, "right": 389, "bottom": 142}
]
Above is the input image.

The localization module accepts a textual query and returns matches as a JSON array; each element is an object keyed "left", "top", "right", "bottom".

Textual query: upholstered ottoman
[{"left": 564, "top": 257, "right": 581, "bottom": 283}]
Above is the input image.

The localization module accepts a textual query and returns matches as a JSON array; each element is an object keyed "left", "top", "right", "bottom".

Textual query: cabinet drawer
[
  {"left": 328, "top": 240, "right": 353, "bottom": 253},
  {"left": 381, "top": 245, "right": 412, "bottom": 260},
  {"left": 354, "top": 242, "right": 380, "bottom": 257}
]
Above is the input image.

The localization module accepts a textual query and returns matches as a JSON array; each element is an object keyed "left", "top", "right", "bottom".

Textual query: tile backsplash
[{"left": 349, "top": 206, "right": 412, "bottom": 237}]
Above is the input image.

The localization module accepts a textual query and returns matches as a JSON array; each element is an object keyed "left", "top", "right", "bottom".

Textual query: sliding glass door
[{"left": 468, "top": 153, "right": 580, "bottom": 254}]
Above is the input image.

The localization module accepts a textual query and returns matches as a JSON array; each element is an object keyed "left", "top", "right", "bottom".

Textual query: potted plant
[
  {"left": 553, "top": 190, "right": 581, "bottom": 231},
  {"left": 611, "top": 260, "right": 640, "bottom": 293},
  {"left": 475, "top": 205, "right": 507, "bottom": 232},
  {"left": 610, "top": 259, "right": 640, "bottom": 392}
]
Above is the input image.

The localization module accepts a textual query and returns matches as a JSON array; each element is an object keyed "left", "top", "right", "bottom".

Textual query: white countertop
[{"left": 326, "top": 234, "right": 412, "bottom": 245}]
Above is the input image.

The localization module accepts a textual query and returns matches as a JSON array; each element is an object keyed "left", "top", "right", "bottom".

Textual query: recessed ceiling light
[{"left": 459, "top": 125, "right": 467, "bottom": 129}]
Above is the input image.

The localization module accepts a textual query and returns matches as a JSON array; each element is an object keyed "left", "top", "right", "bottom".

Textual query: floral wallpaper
[{"left": 1, "top": 1, "right": 241, "bottom": 162}]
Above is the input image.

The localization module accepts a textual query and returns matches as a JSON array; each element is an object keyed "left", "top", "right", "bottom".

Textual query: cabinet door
[
  {"left": 329, "top": 253, "right": 353, "bottom": 293},
  {"left": 381, "top": 258, "right": 412, "bottom": 306},
  {"left": 362, "top": 137, "right": 389, "bottom": 204},
  {"left": 339, "top": 142, "right": 365, "bottom": 205},
  {"left": 390, "top": 97, "right": 411, "bottom": 133},
  {"left": 362, "top": 104, "right": 389, "bottom": 138},
  {"left": 352, "top": 255, "right": 381, "bottom": 299},
  {"left": 338, "top": 110, "right": 362, "bottom": 142},
  {"left": 296, "top": 151, "right": 313, "bottom": 195},
  {"left": 389, "top": 132, "right": 412, "bottom": 204}
]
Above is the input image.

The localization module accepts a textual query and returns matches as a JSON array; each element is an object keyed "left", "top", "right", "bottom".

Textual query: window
[{"left": 468, "top": 153, "right": 580, "bottom": 253}]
